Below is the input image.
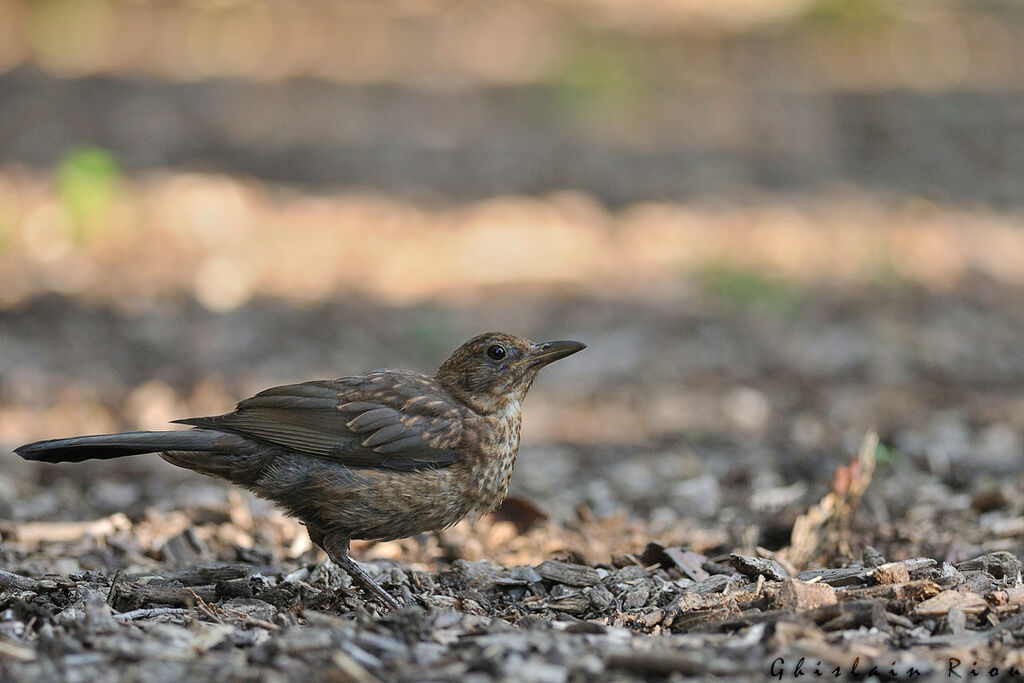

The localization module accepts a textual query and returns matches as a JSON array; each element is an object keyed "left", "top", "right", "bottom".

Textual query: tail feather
[{"left": 15, "top": 430, "right": 231, "bottom": 464}]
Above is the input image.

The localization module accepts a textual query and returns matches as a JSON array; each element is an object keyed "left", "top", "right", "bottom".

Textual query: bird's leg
[{"left": 320, "top": 532, "right": 403, "bottom": 612}]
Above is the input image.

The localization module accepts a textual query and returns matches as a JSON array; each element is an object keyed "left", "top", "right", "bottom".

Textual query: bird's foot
[{"left": 322, "top": 534, "right": 403, "bottom": 612}]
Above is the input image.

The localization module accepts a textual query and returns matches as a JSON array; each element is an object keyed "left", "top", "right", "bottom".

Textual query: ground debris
[
  {"left": 3, "top": 530, "right": 1018, "bottom": 682},
  {"left": 873, "top": 562, "right": 911, "bottom": 585},
  {"left": 770, "top": 578, "right": 837, "bottom": 610},
  {"left": 955, "top": 552, "right": 1022, "bottom": 581},
  {"left": 731, "top": 553, "right": 788, "bottom": 582},
  {"left": 914, "top": 590, "right": 988, "bottom": 617},
  {"left": 535, "top": 560, "right": 601, "bottom": 587}
]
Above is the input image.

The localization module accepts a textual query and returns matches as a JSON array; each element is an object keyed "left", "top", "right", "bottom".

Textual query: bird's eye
[{"left": 486, "top": 344, "right": 507, "bottom": 361}]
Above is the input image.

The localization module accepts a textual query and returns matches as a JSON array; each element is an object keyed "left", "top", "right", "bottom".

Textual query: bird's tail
[{"left": 15, "top": 430, "right": 228, "bottom": 464}]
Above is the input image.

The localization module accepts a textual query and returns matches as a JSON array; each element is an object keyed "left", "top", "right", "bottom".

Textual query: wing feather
[
  {"left": 346, "top": 407, "right": 402, "bottom": 432},
  {"left": 174, "top": 374, "right": 462, "bottom": 471},
  {"left": 361, "top": 421, "right": 408, "bottom": 447}
]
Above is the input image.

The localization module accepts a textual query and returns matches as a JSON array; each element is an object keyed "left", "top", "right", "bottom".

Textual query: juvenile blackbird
[{"left": 16, "top": 332, "right": 585, "bottom": 611}]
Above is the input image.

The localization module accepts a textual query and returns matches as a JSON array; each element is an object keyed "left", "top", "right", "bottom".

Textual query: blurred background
[{"left": 2, "top": 0, "right": 1024, "bottom": 568}]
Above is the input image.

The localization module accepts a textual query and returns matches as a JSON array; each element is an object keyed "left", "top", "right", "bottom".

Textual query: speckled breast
[{"left": 467, "top": 403, "right": 522, "bottom": 517}]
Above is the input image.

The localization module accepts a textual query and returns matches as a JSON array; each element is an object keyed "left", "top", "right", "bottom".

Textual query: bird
[{"left": 15, "top": 332, "right": 586, "bottom": 611}]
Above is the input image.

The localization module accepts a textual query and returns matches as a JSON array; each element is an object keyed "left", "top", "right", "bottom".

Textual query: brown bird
[{"left": 15, "top": 332, "right": 585, "bottom": 611}]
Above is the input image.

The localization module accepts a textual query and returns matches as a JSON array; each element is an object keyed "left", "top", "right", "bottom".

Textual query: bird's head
[{"left": 435, "top": 332, "right": 586, "bottom": 415}]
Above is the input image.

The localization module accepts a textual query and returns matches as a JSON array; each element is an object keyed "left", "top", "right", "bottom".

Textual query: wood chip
[
  {"left": 795, "top": 567, "right": 869, "bottom": 587},
  {"left": 671, "top": 592, "right": 734, "bottom": 614},
  {"left": 874, "top": 562, "right": 911, "bottom": 585},
  {"left": 548, "top": 593, "right": 590, "bottom": 614},
  {"left": 663, "top": 548, "right": 710, "bottom": 582},
  {"left": 730, "top": 554, "right": 788, "bottom": 581},
  {"left": 891, "top": 580, "right": 942, "bottom": 602},
  {"left": 988, "top": 588, "right": 1024, "bottom": 607},
  {"left": 901, "top": 558, "right": 938, "bottom": 575},
  {"left": 605, "top": 649, "right": 703, "bottom": 676},
  {"left": 112, "top": 607, "right": 190, "bottom": 622},
  {"left": 535, "top": 560, "right": 601, "bottom": 587},
  {"left": 915, "top": 590, "right": 988, "bottom": 617},
  {"left": 0, "top": 639, "right": 37, "bottom": 662},
  {"left": 4, "top": 513, "right": 132, "bottom": 543},
  {"left": 109, "top": 580, "right": 218, "bottom": 611},
  {"left": 691, "top": 574, "right": 735, "bottom": 594},
  {"left": 670, "top": 605, "right": 743, "bottom": 631},
  {"left": 773, "top": 578, "right": 838, "bottom": 610},
  {"left": 0, "top": 570, "right": 36, "bottom": 592},
  {"left": 159, "top": 527, "right": 209, "bottom": 565},
  {"left": 955, "top": 552, "right": 1022, "bottom": 580}
]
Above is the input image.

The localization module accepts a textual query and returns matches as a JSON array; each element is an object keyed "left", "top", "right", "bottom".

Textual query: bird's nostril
[{"left": 541, "top": 343, "right": 551, "bottom": 350}]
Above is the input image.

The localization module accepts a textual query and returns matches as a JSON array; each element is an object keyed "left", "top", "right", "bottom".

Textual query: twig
[
  {"left": 784, "top": 431, "right": 878, "bottom": 569},
  {"left": 189, "top": 588, "right": 224, "bottom": 623}
]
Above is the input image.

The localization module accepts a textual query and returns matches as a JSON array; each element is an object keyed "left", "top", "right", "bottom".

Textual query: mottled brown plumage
[{"left": 15, "top": 332, "right": 586, "bottom": 610}]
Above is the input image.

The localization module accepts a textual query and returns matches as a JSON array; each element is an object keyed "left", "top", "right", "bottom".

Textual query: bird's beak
[{"left": 523, "top": 340, "right": 587, "bottom": 367}]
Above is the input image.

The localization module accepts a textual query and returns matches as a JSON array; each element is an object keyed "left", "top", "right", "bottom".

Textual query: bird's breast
[{"left": 465, "top": 401, "right": 522, "bottom": 517}]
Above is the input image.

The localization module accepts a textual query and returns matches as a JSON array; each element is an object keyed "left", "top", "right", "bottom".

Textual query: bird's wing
[{"left": 173, "top": 374, "right": 463, "bottom": 471}]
